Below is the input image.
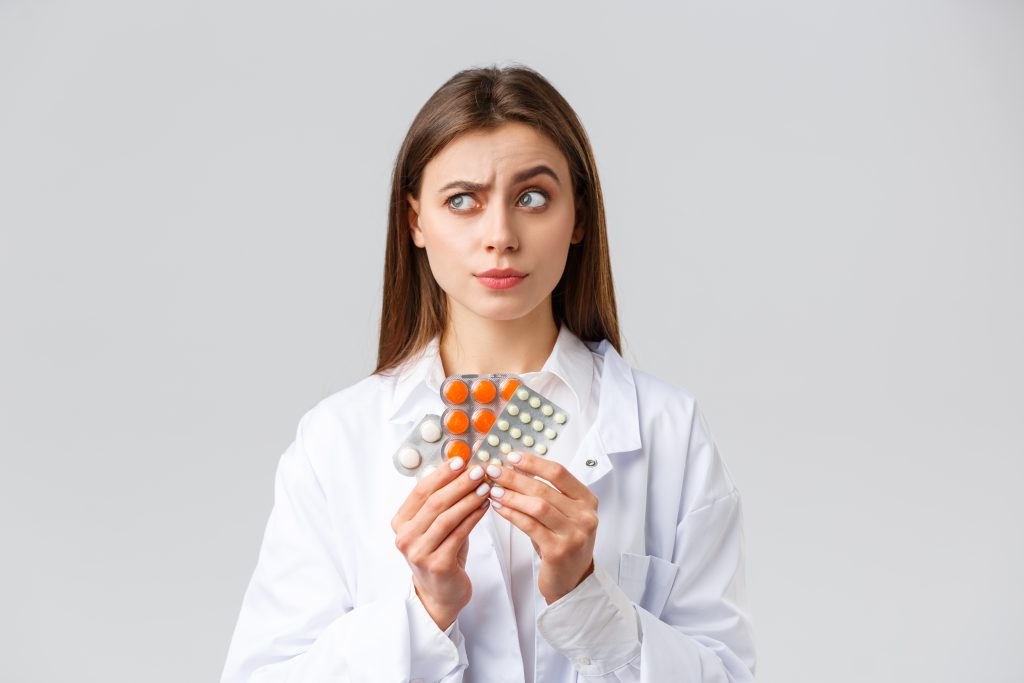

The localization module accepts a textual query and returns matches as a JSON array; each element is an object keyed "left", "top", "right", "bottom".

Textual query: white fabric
[{"left": 220, "top": 326, "right": 757, "bottom": 682}]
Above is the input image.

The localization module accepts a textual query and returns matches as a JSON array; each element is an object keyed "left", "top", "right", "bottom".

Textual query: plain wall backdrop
[{"left": 1, "top": 1, "right": 1021, "bottom": 681}]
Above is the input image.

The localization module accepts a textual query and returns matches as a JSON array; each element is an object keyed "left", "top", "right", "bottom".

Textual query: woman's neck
[{"left": 439, "top": 302, "right": 559, "bottom": 377}]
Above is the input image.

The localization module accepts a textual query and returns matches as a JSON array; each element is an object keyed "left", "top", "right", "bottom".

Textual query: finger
[
  {"left": 483, "top": 461, "right": 577, "bottom": 518},
  {"left": 394, "top": 455, "right": 470, "bottom": 526},
  {"left": 405, "top": 463, "right": 490, "bottom": 536},
  {"left": 489, "top": 492, "right": 559, "bottom": 549},
  {"left": 506, "top": 451, "right": 596, "bottom": 504},
  {"left": 414, "top": 478, "right": 493, "bottom": 553},
  {"left": 435, "top": 496, "right": 491, "bottom": 557}
]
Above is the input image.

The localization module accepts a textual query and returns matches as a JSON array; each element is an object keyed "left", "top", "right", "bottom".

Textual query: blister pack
[
  {"left": 439, "top": 374, "right": 523, "bottom": 465},
  {"left": 474, "top": 383, "right": 569, "bottom": 466},
  {"left": 392, "top": 414, "right": 445, "bottom": 479}
]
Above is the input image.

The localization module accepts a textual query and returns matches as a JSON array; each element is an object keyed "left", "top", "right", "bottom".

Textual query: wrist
[{"left": 414, "top": 583, "right": 460, "bottom": 632}]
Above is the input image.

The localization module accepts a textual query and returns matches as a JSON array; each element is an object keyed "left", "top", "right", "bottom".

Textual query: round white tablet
[
  {"left": 541, "top": 404, "right": 553, "bottom": 416},
  {"left": 519, "top": 412, "right": 531, "bottom": 424},
  {"left": 532, "top": 420, "right": 544, "bottom": 432},
  {"left": 419, "top": 421, "right": 442, "bottom": 443},
  {"left": 498, "top": 419, "right": 510, "bottom": 431},
  {"left": 487, "top": 434, "right": 500, "bottom": 446},
  {"left": 535, "top": 444, "right": 547, "bottom": 455},
  {"left": 529, "top": 396, "right": 541, "bottom": 408},
  {"left": 522, "top": 435, "right": 535, "bottom": 447},
  {"left": 398, "top": 447, "right": 422, "bottom": 469},
  {"left": 509, "top": 427, "right": 522, "bottom": 439},
  {"left": 507, "top": 404, "right": 520, "bottom": 416},
  {"left": 516, "top": 388, "right": 529, "bottom": 400},
  {"left": 544, "top": 428, "right": 556, "bottom": 439},
  {"left": 554, "top": 413, "right": 566, "bottom": 424}
]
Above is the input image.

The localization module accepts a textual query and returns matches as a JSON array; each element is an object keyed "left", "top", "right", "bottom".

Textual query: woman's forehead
[{"left": 424, "top": 123, "right": 569, "bottom": 187}]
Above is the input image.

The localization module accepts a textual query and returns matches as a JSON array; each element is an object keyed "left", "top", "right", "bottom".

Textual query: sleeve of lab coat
[
  {"left": 536, "top": 402, "right": 757, "bottom": 682},
  {"left": 220, "top": 407, "right": 469, "bottom": 683}
]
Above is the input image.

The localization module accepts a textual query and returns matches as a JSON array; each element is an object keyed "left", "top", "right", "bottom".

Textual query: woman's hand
[
  {"left": 484, "top": 451, "right": 599, "bottom": 604},
  {"left": 391, "top": 458, "right": 492, "bottom": 631}
]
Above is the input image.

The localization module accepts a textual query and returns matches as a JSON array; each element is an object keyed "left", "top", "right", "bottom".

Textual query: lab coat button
[
  {"left": 585, "top": 459, "right": 597, "bottom": 467},
  {"left": 575, "top": 655, "right": 592, "bottom": 666}
]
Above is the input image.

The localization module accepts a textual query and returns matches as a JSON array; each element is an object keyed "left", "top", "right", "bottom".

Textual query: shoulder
[{"left": 289, "top": 372, "right": 393, "bottom": 458}]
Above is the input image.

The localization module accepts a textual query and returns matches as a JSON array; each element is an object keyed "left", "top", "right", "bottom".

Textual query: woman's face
[{"left": 406, "top": 121, "right": 583, "bottom": 324}]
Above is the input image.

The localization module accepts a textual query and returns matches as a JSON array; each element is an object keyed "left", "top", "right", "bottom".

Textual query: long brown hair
[{"left": 374, "top": 63, "right": 621, "bottom": 376}]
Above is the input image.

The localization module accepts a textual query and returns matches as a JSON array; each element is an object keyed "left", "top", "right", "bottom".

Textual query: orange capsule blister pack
[{"left": 439, "top": 374, "right": 523, "bottom": 466}]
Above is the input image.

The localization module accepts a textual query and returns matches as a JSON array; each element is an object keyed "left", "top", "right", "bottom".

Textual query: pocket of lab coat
[{"left": 617, "top": 552, "right": 681, "bottom": 618}]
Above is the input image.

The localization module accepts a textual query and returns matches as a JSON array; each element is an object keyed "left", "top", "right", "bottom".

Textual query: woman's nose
[{"left": 482, "top": 205, "right": 518, "bottom": 252}]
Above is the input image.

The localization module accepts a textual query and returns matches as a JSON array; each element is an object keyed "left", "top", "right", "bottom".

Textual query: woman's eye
[
  {"left": 447, "top": 193, "right": 478, "bottom": 211},
  {"left": 518, "top": 190, "right": 548, "bottom": 208}
]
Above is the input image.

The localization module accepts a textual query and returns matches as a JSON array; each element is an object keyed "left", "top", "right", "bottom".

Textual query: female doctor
[{"left": 221, "top": 65, "right": 757, "bottom": 682}]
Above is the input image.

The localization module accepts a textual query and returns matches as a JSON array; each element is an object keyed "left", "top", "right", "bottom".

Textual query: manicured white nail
[
  {"left": 486, "top": 464, "right": 501, "bottom": 478},
  {"left": 449, "top": 457, "right": 465, "bottom": 471},
  {"left": 469, "top": 465, "right": 484, "bottom": 481},
  {"left": 490, "top": 485, "right": 505, "bottom": 499},
  {"left": 492, "top": 500, "right": 503, "bottom": 509},
  {"left": 476, "top": 482, "right": 491, "bottom": 496},
  {"left": 507, "top": 452, "right": 522, "bottom": 463}
]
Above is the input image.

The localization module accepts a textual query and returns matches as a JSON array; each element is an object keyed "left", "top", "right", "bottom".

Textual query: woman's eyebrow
[{"left": 436, "top": 164, "right": 562, "bottom": 195}]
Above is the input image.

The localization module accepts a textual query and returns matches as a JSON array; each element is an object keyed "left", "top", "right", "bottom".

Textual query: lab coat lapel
[{"left": 568, "top": 341, "right": 648, "bottom": 573}]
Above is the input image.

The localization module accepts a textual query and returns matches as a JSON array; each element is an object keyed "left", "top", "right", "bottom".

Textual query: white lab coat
[{"left": 221, "top": 338, "right": 757, "bottom": 682}]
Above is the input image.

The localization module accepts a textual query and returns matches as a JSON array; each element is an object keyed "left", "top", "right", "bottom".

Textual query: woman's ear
[
  {"left": 406, "top": 192, "right": 425, "bottom": 248},
  {"left": 571, "top": 201, "right": 586, "bottom": 245}
]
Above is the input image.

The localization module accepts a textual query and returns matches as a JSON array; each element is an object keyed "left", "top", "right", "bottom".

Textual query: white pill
[
  {"left": 498, "top": 419, "right": 510, "bottom": 431},
  {"left": 529, "top": 396, "right": 541, "bottom": 408},
  {"left": 509, "top": 427, "right": 522, "bottom": 439},
  {"left": 419, "top": 421, "right": 442, "bottom": 443},
  {"left": 519, "top": 412, "right": 531, "bottom": 424},
  {"left": 535, "top": 444, "right": 547, "bottom": 455},
  {"left": 477, "top": 449, "right": 490, "bottom": 461},
  {"left": 500, "top": 442, "right": 512, "bottom": 453},
  {"left": 516, "top": 388, "right": 529, "bottom": 400},
  {"left": 532, "top": 420, "right": 544, "bottom": 432},
  {"left": 554, "top": 413, "right": 566, "bottom": 424},
  {"left": 522, "top": 435, "right": 534, "bottom": 447},
  {"left": 507, "top": 404, "right": 520, "bottom": 416},
  {"left": 541, "top": 404, "right": 553, "bottom": 416},
  {"left": 398, "top": 447, "right": 421, "bottom": 469},
  {"left": 487, "top": 434, "right": 499, "bottom": 446},
  {"left": 544, "top": 428, "right": 557, "bottom": 439}
]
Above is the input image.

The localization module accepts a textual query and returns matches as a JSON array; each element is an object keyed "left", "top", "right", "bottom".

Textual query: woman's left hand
[{"left": 485, "top": 450, "right": 599, "bottom": 604}]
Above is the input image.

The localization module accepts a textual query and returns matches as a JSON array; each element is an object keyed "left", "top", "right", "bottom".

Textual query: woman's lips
[
  {"left": 475, "top": 267, "right": 526, "bottom": 290},
  {"left": 476, "top": 274, "right": 526, "bottom": 290}
]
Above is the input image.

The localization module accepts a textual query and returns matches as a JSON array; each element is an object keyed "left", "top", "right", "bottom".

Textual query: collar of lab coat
[{"left": 386, "top": 326, "right": 642, "bottom": 463}]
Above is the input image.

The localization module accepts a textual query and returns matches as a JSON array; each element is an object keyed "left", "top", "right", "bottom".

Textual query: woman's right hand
[{"left": 391, "top": 457, "right": 492, "bottom": 631}]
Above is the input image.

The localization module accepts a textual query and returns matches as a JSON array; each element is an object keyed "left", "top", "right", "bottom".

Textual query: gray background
[{"left": 2, "top": 1, "right": 1021, "bottom": 681}]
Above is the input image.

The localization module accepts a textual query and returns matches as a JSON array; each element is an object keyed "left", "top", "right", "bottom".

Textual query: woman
[{"left": 221, "top": 64, "right": 756, "bottom": 682}]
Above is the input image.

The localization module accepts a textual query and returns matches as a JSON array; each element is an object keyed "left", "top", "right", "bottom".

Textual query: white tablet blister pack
[
  {"left": 392, "top": 414, "right": 444, "bottom": 479},
  {"left": 474, "top": 383, "right": 569, "bottom": 466}
]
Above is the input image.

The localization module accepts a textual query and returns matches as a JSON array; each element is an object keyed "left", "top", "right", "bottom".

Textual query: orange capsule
[
  {"left": 444, "top": 440, "right": 470, "bottom": 461},
  {"left": 444, "top": 409, "right": 469, "bottom": 434},
  {"left": 500, "top": 378, "right": 521, "bottom": 401},
  {"left": 443, "top": 379, "right": 469, "bottom": 404},
  {"left": 471, "top": 379, "right": 497, "bottom": 403},
  {"left": 472, "top": 409, "right": 496, "bottom": 433}
]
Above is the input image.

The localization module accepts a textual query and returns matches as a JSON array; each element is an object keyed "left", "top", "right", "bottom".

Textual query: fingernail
[
  {"left": 449, "top": 457, "right": 465, "bottom": 471},
  {"left": 476, "top": 482, "right": 491, "bottom": 496},
  {"left": 492, "top": 500, "right": 503, "bottom": 509},
  {"left": 469, "top": 465, "right": 484, "bottom": 481},
  {"left": 490, "top": 485, "right": 505, "bottom": 499},
  {"left": 486, "top": 464, "right": 501, "bottom": 478},
  {"left": 507, "top": 452, "right": 522, "bottom": 463}
]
